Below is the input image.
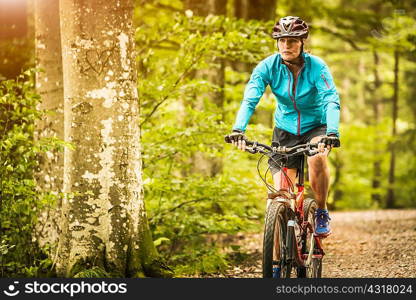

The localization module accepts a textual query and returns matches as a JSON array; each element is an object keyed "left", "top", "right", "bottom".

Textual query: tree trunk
[
  {"left": 357, "top": 56, "right": 368, "bottom": 123},
  {"left": 184, "top": 0, "right": 226, "bottom": 176},
  {"left": 340, "top": 77, "right": 352, "bottom": 122},
  {"left": 233, "top": 0, "right": 276, "bottom": 127},
  {"left": 234, "top": 0, "right": 276, "bottom": 21},
  {"left": 371, "top": 51, "right": 382, "bottom": 206},
  {"left": 386, "top": 50, "right": 399, "bottom": 208},
  {"left": 56, "top": 0, "right": 169, "bottom": 277},
  {"left": 233, "top": 0, "right": 276, "bottom": 72},
  {"left": 34, "top": 0, "right": 64, "bottom": 247}
]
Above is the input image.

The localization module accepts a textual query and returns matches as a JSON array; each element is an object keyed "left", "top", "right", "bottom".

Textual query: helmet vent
[{"left": 271, "top": 16, "right": 309, "bottom": 40}]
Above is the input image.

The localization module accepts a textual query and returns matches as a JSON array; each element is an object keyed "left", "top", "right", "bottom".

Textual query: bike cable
[
  {"left": 257, "top": 153, "right": 278, "bottom": 193},
  {"left": 267, "top": 152, "right": 295, "bottom": 193}
]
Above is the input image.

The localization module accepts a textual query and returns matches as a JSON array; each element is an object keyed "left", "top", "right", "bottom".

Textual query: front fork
[{"left": 286, "top": 219, "right": 296, "bottom": 262}]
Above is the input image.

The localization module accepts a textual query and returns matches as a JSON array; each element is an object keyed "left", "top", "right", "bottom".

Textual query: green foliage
[
  {"left": 1, "top": 0, "right": 415, "bottom": 278},
  {"left": 303, "top": 1, "right": 416, "bottom": 210},
  {"left": 369, "top": 11, "right": 416, "bottom": 52},
  {"left": 136, "top": 3, "right": 272, "bottom": 276},
  {"left": 135, "top": 1, "right": 416, "bottom": 276},
  {"left": 330, "top": 122, "right": 390, "bottom": 210},
  {"left": 0, "top": 70, "right": 60, "bottom": 276},
  {"left": 173, "top": 247, "right": 229, "bottom": 275},
  {"left": 73, "top": 267, "right": 111, "bottom": 278}
]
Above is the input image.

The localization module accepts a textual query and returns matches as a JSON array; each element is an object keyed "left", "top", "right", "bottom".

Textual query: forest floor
[{"left": 199, "top": 209, "right": 416, "bottom": 278}]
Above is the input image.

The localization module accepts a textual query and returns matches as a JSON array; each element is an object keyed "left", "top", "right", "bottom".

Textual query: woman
[{"left": 228, "top": 16, "right": 340, "bottom": 236}]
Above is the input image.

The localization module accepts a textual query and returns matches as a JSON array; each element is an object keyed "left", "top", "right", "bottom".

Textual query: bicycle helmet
[{"left": 272, "top": 16, "right": 309, "bottom": 40}]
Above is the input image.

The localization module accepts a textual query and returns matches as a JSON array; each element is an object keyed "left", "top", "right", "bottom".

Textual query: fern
[{"left": 73, "top": 267, "right": 110, "bottom": 278}]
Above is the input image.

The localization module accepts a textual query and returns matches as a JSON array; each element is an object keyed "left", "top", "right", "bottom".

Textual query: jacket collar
[
  {"left": 279, "top": 52, "right": 310, "bottom": 64},
  {"left": 278, "top": 52, "right": 310, "bottom": 77}
]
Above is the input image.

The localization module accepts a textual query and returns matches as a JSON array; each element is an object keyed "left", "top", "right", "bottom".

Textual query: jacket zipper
[
  {"left": 286, "top": 66, "right": 304, "bottom": 136},
  {"left": 293, "top": 65, "right": 304, "bottom": 97},
  {"left": 321, "top": 74, "right": 330, "bottom": 89}
]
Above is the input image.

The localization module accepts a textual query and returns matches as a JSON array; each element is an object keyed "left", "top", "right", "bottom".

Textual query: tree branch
[
  {"left": 137, "top": 39, "right": 180, "bottom": 55},
  {"left": 148, "top": 197, "right": 208, "bottom": 222},
  {"left": 154, "top": 3, "right": 183, "bottom": 12},
  {"left": 168, "top": 197, "right": 208, "bottom": 213},
  {"left": 313, "top": 25, "right": 367, "bottom": 51},
  {"left": 139, "top": 51, "right": 206, "bottom": 127}
]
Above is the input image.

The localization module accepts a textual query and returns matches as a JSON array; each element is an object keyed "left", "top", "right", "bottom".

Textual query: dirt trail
[{"left": 203, "top": 209, "right": 416, "bottom": 278}]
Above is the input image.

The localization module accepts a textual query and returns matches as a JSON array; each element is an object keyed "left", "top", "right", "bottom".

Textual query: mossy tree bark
[
  {"left": 34, "top": 0, "right": 64, "bottom": 248},
  {"left": 56, "top": 0, "right": 170, "bottom": 277}
]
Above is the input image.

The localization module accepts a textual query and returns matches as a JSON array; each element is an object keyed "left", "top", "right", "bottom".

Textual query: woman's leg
[
  {"left": 273, "top": 168, "right": 298, "bottom": 191},
  {"left": 307, "top": 135, "right": 330, "bottom": 209}
]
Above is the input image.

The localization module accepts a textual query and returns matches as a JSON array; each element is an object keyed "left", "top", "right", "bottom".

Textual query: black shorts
[{"left": 268, "top": 125, "right": 327, "bottom": 174}]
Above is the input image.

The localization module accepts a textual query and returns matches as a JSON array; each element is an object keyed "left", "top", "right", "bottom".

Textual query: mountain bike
[{"left": 224, "top": 135, "right": 339, "bottom": 278}]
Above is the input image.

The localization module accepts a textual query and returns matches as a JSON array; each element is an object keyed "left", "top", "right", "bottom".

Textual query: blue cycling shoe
[
  {"left": 314, "top": 208, "right": 331, "bottom": 237},
  {"left": 272, "top": 267, "right": 281, "bottom": 278}
]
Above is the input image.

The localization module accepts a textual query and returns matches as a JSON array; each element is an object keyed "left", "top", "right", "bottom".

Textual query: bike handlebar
[{"left": 224, "top": 135, "right": 339, "bottom": 156}]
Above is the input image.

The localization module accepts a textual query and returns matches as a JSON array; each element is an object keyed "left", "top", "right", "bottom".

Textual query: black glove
[
  {"left": 319, "top": 134, "right": 341, "bottom": 148},
  {"left": 225, "top": 130, "right": 246, "bottom": 144}
]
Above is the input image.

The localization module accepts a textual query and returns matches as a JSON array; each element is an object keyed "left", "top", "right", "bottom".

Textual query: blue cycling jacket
[{"left": 233, "top": 52, "right": 340, "bottom": 136}]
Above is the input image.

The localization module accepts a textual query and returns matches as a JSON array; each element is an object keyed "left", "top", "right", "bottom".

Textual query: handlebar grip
[
  {"left": 319, "top": 137, "right": 341, "bottom": 148},
  {"left": 224, "top": 135, "right": 232, "bottom": 144},
  {"left": 224, "top": 133, "right": 247, "bottom": 144}
]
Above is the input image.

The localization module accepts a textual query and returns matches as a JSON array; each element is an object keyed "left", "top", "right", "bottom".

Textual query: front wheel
[{"left": 262, "top": 200, "right": 292, "bottom": 278}]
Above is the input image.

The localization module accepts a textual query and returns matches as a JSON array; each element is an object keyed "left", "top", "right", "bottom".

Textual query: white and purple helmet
[{"left": 272, "top": 16, "right": 309, "bottom": 39}]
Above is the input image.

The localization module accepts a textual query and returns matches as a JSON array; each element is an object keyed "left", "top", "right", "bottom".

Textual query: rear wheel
[
  {"left": 262, "top": 200, "right": 291, "bottom": 278},
  {"left": 297, "top": 198, "right": 323, "bottom": 278}
]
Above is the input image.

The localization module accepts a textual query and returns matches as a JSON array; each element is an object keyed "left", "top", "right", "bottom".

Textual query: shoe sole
[{"left": 314, "top": 230, "right": 332, "bottom": 238}]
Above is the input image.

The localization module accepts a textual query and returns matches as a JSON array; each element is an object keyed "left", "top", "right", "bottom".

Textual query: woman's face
[{"left": 278, "top": 37, "right": 302, "bottom": 61}]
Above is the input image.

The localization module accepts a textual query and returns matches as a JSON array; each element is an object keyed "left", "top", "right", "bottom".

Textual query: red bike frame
[{"left": 277, "top": 164, "right": 325, "bottom": 267}]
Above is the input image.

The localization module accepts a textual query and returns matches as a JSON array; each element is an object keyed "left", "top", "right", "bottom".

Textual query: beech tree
[{"left": 56, "top": 0, "right": 169, "bottom": 277}]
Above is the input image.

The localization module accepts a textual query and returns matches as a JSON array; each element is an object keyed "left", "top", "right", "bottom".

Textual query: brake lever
[{"left": 307, "top": 149, "right": 319, "bottom": 156}]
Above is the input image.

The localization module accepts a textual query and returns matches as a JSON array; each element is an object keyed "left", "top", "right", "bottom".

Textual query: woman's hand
[
  {"left": 225, "top": 130, "right": 247, "bottom": 151},
  {"left": 318, "top": 135, "right": 340, "bottom": 153}
]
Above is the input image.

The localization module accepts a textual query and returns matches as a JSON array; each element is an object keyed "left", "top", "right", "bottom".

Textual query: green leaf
[{"left": 153, "top": 237, "right": 170, "bottom": 247}]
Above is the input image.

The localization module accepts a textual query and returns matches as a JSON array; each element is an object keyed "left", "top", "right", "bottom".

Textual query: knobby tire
[{"left": 262, "top": 200, "right": 291, "bottom": 278}]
